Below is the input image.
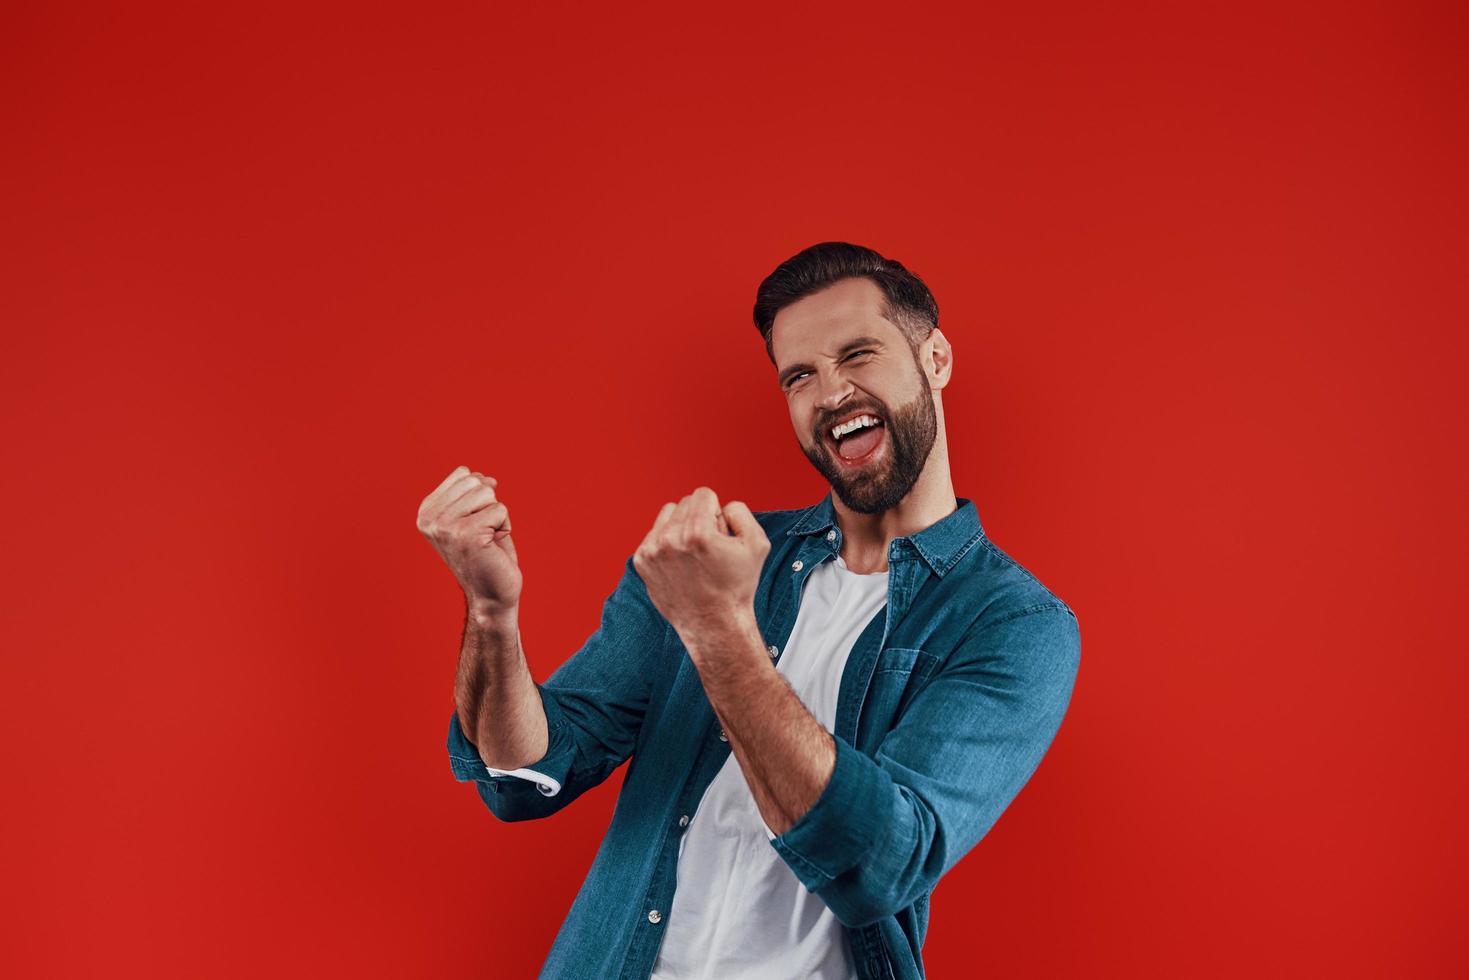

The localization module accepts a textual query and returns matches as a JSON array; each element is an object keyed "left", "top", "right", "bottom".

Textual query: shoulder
[
  {"left": 938, "top": 538, "right": 1080, "bottom": 696},
  {"left": 956, "top": 534, "right": 1079, "bottom": 636}
]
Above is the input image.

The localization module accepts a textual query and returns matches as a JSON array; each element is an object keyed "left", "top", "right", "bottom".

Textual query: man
[{"left": 418, "top": 242, "right": 1081, "bottom": 979}]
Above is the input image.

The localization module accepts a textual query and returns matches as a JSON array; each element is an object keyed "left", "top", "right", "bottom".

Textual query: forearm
[
  {"left": 683, "top": 610, "right": 836, "bottom": 836},
  {"left": 453, "top": 599, "right": 548, "bottom": 770}
]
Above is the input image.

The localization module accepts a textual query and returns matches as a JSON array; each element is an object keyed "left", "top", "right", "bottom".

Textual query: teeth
[{"left": 831, "top": 414, "right": 880, "bottom": 440}]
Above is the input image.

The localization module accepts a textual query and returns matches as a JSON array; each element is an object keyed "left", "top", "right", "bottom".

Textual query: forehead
[{"left": 770, "top": 277, "right": 902, "bottom": 364}]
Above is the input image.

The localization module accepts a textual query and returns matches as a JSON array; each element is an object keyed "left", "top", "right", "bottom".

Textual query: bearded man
[{"left": 420, "top": 241, "right": 1081, "bottom": 980}]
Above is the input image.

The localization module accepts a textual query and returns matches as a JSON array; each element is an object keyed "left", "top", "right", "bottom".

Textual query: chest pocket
[{"left": 857, "top": 646, "right": 940, "bottom": 748}]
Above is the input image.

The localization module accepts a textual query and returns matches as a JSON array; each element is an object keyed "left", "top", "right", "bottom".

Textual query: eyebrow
[{"left": 777, "top": 336, "right": 885, "bottom": 388}]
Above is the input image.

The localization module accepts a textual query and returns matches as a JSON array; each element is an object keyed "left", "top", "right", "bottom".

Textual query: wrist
[
  {"left": 681, "top": 605, "right": 764, "bottom": 668},
  {"left": 466, "top": 595, "right": 519, "bottom": 635}
]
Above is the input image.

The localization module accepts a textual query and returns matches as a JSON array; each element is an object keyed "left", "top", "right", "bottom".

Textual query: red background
[{"left": 4, "top": 2, "right": 1465, "bottom": 977}]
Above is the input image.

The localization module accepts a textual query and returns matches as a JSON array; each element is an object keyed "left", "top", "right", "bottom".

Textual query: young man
[{"left": 419, "top": 242, "right": 1081, "bottom": 979}]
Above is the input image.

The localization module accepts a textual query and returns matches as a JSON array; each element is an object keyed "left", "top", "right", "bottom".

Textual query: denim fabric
[{"left": 447, "top": 493, "right": 1081, "bottom": 979}]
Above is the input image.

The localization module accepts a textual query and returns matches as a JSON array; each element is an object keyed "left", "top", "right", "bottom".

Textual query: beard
[{"left": 800, "top": 370, "right": 938, "bottom": 515}]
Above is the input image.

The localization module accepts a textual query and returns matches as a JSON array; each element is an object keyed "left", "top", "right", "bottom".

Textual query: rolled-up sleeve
[
  {"left": 769, "top": 603, "right": 1081, "bottom": 927},
  {"left": 446, "top": 692, "right": 577, "bottom": 797},
  {"left": 445, "top": 555, "right": 671, "bottom": 822}
]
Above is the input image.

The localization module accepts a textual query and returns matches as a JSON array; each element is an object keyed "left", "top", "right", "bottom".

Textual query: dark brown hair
[{"left": 753, "top": 241, "right": 939, "bottom": 364}]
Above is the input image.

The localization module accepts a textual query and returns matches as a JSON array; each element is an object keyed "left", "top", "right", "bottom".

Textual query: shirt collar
[{"left": 786, "top": 491, "right": 986, "bottom": 578}]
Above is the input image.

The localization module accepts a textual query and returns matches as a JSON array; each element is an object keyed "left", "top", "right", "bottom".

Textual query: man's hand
[
  {"left": 416, "top": 465, "right": 522, "bottom": 618},
  {"left": 633, "top": 487, "right": 770, "bottom": 642}
]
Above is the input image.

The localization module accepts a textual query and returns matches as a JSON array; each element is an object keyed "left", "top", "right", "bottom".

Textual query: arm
[
  {"left": 446, "top": 555, "right": 671, "bottom": 822},
  {"left": 449, "top": 607, "right": 564, "bottom": 794},
  {"left": 453, "top": 605, "right": 547, "bottom": 772},
  {"left": 692, "top": 604, "right": 1081, "bottom": 928},
  {"left": 683, "top": 610, "right": 835, "bottom": 836}
]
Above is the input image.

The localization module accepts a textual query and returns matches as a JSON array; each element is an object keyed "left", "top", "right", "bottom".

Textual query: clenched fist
[
  {"left": 416, "top": 465, "right": 521, "bottom": 614},
  {"left": 633, "top": 486, "right": 770, "bottom": 639}
]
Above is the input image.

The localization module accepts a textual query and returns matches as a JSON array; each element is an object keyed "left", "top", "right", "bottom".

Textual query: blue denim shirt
[{"left": 447, "top": 492, "right": 1080, "bottom": 979}]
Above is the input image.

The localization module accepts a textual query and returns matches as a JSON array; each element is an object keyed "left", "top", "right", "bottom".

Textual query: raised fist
[{"left": 416, "top": 465, "right": 522, "bottom": 614}]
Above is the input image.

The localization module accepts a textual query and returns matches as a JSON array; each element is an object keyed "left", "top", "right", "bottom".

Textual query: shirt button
[
  {"left": 648, "top": 909, "right": 662, "bottom": 924},
  {"left": 792, "top": 559, "right": 804, "bottom": 571},
  {"left": 766, "top": 644, "right": 779, "bottom": 660},
  {"left": 718, "top": 729, "right": 728, "bottom": 742},
  {"left": 826, "top": 529, "right": 836, "bottom": 541},
  {"left": 678, "top": 813, "right": 690, "bottom": 827}
]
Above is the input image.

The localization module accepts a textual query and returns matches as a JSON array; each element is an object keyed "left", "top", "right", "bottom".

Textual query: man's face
[{"left": 771, "top": 277, "right": 939, "bottom": 515}]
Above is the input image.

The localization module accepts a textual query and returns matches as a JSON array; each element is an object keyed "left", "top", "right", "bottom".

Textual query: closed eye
[{"left": 784, "top": 351, "right": 875, "bottom": 388}]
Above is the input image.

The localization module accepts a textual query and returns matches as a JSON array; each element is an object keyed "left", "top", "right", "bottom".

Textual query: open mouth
[{"left": 826, "top": 416, "right": 886, "bottom": 466}]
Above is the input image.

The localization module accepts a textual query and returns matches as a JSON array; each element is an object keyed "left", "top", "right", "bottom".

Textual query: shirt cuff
[
  {"left": 481, "top": 765, "right": 562, "bottom": 796},
  {"left": 768, "top": 734, "right": 887, "bottom": 889}
]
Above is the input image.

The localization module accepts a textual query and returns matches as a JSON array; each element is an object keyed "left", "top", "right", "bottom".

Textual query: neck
[{"left": 833, "top": 441, "right": 957, "bottom": 574}]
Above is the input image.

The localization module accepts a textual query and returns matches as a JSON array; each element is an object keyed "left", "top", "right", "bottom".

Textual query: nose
[{"left": 813, "top": 369, "right": 855, "bottom": 413}]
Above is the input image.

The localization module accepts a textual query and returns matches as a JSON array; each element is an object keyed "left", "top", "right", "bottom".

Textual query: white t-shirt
[{"left": 649, "top": 552, "right": 890, "bottom": 980}]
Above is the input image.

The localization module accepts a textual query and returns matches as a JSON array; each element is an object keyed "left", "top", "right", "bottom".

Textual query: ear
[{"left": 924, "top": 328, "right": 953, "bottom": 390}]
